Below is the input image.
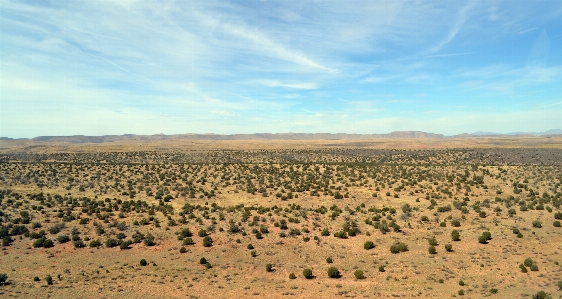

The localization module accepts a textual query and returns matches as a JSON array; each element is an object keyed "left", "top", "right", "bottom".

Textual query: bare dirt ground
[{"left": 1, "top": 137, "right": 562, "bottom": 298}]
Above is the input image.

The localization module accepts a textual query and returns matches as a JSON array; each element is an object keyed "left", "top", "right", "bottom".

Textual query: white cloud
[
  {"left": 259, "top": 80, "right": 318, "bottom": 90},
  {"left": 361, "top": 76, "right": 389, "bottom": 83},
  {"left": 425, "top": 3, "right": 472, "bottom": 54}
]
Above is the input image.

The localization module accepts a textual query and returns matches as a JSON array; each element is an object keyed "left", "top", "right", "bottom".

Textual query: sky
[{"left": 1, "top": 0, "right": 562, "bottom": 138}]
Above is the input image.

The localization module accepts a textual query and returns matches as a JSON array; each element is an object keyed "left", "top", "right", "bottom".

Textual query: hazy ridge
[{"left": 1, "top": 129, "right": 561, "bottom": 143}]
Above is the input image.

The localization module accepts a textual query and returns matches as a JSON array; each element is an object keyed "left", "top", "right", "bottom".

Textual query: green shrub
[
  {"left": 458, "top": 289, "right": 465, "bottom": 295},
  {"left": 43, "top": 238, "right": 54, "bottom": 248},
  {"left": 364, "top": 240, "right": 375, "bottom": 250},
  {"left": 390, "top": 242, "right": 408, "bottom": 254},
  {"left": 205, "top": 262, "right": 212, "bottom": 269},
  {"left": 29, "top": 231, "right": 44, "bottom": 239},
  {"left": 179, "top": 247, "right": 187, "bottom": 253},
  {"left": 48, "top": 223, "right": 65, "bottom": 235},
  {"left": 445, "top": 244, "right": 453, "bottom": 252},
  {"left": 105, "top": 238, "right": 121, "bottom": 248},
  {"left": 321, "top": 228, "right": 330, "bottom": 236},
  {"left": 247, "top": 244, "right": 254, "bottom": 250},
  {"left": 119, "top": 240, "right": 131, "bottom": 250},
  {"left": 532, "top": 291, "right": 551, "bottom": 299},
  {"left": 553, "top": 221, "right": 561, "bottom": 227},
  {"left": 478, "top": 235, "right": 488, "bottom": 244},
  {"left": 199, "top": 257, "right": 207, "bottom": 264},
  {"left": 451, "top": 219, "right": 461, "bottom": 227},
  {"left": 490, "top": 288, "right": 498, "bottom": 294},
  {"left": 326, "top": 257, "right": 333, "bottom": 263},
  {"left": 45, "top": 275, "right": 53, "bottom": 285},
  {"left": 266, "top": 264, "right": 273, "bottom": 272},
  {"left": 95, "top": 226, "right": 105, "bottom": 235},
  {"left": 198, "top": 229, "right": 207, "bottom": 237},
  {"left": 57, "top": 235, "right": 70, "bottom": 243},
  {"left": 2, "top": 236, "right": 12, "bottom": 247},
  {"left": 532, "top": 219, "right": 542, "bottom": 228},
  {"left": 354, "top": 270, "right": 365, "bottom": 279},
  {"left": 178, "top": 228, "right": 192, "bottom": 238},
  {"left": 143, "top": 233, "right": 155, "bottom": 246},
  {"left": 289, "top": 228, "right": 301, "bottom": 236},
  {"left": 289, "top": 273, "right": 296, "bottom": 279},
  {"left": 202, "top": 236, "right": 213, "bottom": 247},
  {"left": 512, "top": 228, "right": 519, "bottom": 234},
  {"left": 89, "top": 239, "right": 102, "bottom": 248},
  {"left": 478, "top": 231, "right": 492, "bottom": 244},
  {"left": 10, "top": 225, "right": 28, "bottom": 236},
  {"left": 33, "top": 276, "right": 40, "bottom": 282},
  {"left": 303, "top": 268, "right": 313, "bottom": 279},
  {"left": 428, "top": 245, "right": 437, "bottom": 254},
  {"left": 33, "top": 238, "right": 45, "bottom": 248},
  {"left": 520, "top": 264, "right": 528, "bottom": 273},
  {"left": 333, "top": 231, "right": 347, "bottom": 239},
  {"left": 459, "top": 280, "right": 465, "bottom": 286},
  {"left": 140, "top": 259, "right": 147, "bottom": 266},
  {"left": 524, "top": 258, "right": 534, "bottom": 267},
  {"left": 378, "top": 265, "right": 385, "bottom": 272},
  {"left": 530, "top": 263, "right": 539, "bottom": 271},
  {"left": 0, "top": 273, "right": 8, "bottom": 285},
  {"left": 451, "top": 230, "right": 461, "bottom": 241},
  {"left": 428, "top": 237, "right": 438, "bottom": 246},
  {"left": 327, "top": 267, "right": 340, "bottom": 278},
  {"left": 183, "top": 237, "right": 195, "bottom": 245},
  {"left": 73, "top": 240, "right": 85, "bottom": 248}
]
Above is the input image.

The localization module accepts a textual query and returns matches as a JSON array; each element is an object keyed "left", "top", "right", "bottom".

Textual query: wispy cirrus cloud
[{"left": 258, "top": 80, "right": 318, "bottom": 90}]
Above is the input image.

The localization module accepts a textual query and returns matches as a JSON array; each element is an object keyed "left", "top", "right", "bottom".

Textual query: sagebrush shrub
[
  {"left": 354, "top": 270, "right": 365, "bottom": 279},
  {"left": 451, "top": 230, "right": 460, "bottom": 241},
  {"left": 428, "top": 245, "right": 437, "bottom": 254},
  {"left": 327, "top": 267, "right": 340, "bottom": 278},
  {"left": 390, "top": 242, "right": 408, "bottom": 254},
  {"left": 302, "top": 268, "right": 313, "bottom": 279}
]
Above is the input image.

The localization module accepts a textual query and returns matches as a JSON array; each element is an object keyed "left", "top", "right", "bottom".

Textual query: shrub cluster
[{"left": 390, "top": 242, "right": 408, "bottom": 254}]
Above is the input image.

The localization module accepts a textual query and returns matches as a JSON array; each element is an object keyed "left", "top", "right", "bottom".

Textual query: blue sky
[{"left": 1, "top": 0, "right": 562, "bottom": 138}]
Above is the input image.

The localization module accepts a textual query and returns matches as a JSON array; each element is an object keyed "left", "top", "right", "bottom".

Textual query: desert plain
[{"left": 1, "top": 136, "right": 562, "bottom": 298}]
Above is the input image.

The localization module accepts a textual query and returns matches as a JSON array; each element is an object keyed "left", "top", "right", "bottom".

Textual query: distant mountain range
[
  {"left": 466, "top": 129, "right": 562, "bottom": 136},
  {"left": 1, "top": 129, "right": 561, "bottom": 143}
]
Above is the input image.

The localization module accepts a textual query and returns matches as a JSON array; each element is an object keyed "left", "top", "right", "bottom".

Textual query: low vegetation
[{"left": 0, "top": 144, "right": 561, "bottom": 297}]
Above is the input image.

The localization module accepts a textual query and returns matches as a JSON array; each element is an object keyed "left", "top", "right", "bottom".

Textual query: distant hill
[
  {"left": 12, "top": 131, "right": 445, "bottom": 143},
  {"left": 465, "top": 129, "right": 562, "bottom": 137},
  {"left": 1, "top": 130, "right": 561, "bottom": 143}
]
